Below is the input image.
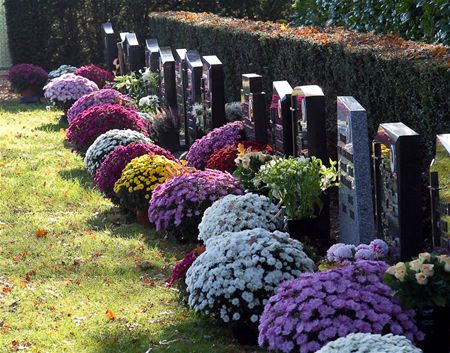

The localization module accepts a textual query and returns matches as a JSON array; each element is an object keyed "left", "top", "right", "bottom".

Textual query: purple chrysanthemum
[{"left": 74, "top": 65, "right": 115, "bottom": 88}]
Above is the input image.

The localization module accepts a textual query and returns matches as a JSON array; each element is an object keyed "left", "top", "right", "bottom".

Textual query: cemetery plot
[
  {"left": 241, "top": 74, "right": 268, "bottom": 144},
  {"left": 373, "top": 122, "right": 423, "bottom": 261},
  {"left": 145, "top": 39, "right": 160, "bottom": 73},
  {"left": 186, "top": 50, "right": 203, "bottom": 145},
  {"left": 101, "top": 22, "right": 118, "bottom": 71},
  {"left": 430, "top": 134, "right": 450, "bottom": 254},
  {"left": 337, "top": 96, "right": 374, "bottom": 245},
  {"left": 175, "top": 49, "right": 188, "bottom": 149},
  {"left": 270, "top": 81, "right": 293, "bottom": 156}
]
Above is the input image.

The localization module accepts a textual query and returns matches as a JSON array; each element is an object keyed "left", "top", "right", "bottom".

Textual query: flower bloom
[
  {"left": 74, "top": 65, "right": 115, "bottom": 88},
  {"left": 415, "top": 272, "right": 428, "bottom": 285}
]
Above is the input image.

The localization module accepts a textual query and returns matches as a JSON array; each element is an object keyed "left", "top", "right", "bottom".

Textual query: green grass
[{"left": 0, "top": 100, "right": 263, "bottom": 353}]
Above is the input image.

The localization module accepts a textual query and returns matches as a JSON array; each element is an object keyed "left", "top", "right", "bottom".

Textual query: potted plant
[
  {"left": 384, "top": 253, "right": 450, "bottom": 353},
  {"left": 254, "top": 156, "right": 338, "bottom": 250},
  {"left": 7, "top": 64, "right": 48, "bottom": 103},
  {"left": 74, "top": 64, "right": 115, "bottom": 89}
]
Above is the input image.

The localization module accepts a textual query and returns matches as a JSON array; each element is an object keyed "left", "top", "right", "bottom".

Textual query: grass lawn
[{"left": 0, "top": 100, "right": 262, "bottom": 353}]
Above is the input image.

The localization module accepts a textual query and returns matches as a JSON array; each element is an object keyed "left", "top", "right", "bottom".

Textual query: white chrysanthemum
[
  {"left": 316, "top": 333, "right": 422, "bottom": 353},
  {"left": 84, "top": 129, "right": 153, "bottom": 175},
  {"left": 198, "top": 193, "right": 283, "bottom": 242},
  {"left": 185, "top": 228, "right": 315, "bottom": 327}
]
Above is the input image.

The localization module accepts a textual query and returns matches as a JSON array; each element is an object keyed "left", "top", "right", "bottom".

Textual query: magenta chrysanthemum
[{"left": 74, "top": 65, "right": 115, "bottom": 88}]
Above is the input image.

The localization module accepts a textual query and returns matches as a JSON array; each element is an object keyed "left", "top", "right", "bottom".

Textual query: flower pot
[
  {"left": 287, "top": 218, "right": 330, "bottom": 255},
  {"left": 416, "top": 307, "right": 450, "bottom": 353},
  {"left": 230, "top": 322, "right": 258, "bottom": 345},
  {"left": 20, "top": 86, "right": 41, "bottom": 103},
  {"left": 136, "top": 207, "right": 150, "bottom": 226}
]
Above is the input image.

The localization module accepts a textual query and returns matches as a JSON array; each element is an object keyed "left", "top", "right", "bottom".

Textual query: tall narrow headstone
[
  {"left": 430, "top": 134, "right": 450, "bottom": 254},
  {"left": 373, "top": 122, "right": 423, "bottom": 261},
  {"left": 101, "top": 22, "right": 118, "bottom": 71},
  {"left": 186, "top": 50, "right": 203, "bottom": 146},
  {"left": 117, "top": 32, "right": 131, "bottom": 75},
  {"left": 201, "top": 56, "right": 226, "bottom": 132},
  {"left": 145, "top": 39, "right": 160, "bottom": 73},
  {"left": 290, "top": 85, "right": 327, "bottom": 161},
  {"left": 175, "top": 49, "right": 188, "bottom": 150},
  {"left": 270, "top": 81, "right": 293, "bottom": 156},
  {"left": 159, "top": 47, "right": 177, "bottom": 110},
  {"left": 241, "top": 74, "right": 268, "bottom": 144},
  {"left": 337, "top": 97, "right": 375, "bottom": 244},
  {"left": 123, "top": 33, "right": 144, "bottom": 73}
]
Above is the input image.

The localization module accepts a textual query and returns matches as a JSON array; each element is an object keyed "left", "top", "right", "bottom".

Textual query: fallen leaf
[
  {"left": 105, "top": 309, "right": 116, "bottom": 321},
  {"left": 35, "top": 230, "right": 48, "bottom": 238},
  {"left": 142, "top": 276, "right": 155, "bottom": 288}
]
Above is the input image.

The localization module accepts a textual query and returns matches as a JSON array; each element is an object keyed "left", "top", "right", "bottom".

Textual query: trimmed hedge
[{"left": 148, "top": 12, "right": 450, "bottom": 163}]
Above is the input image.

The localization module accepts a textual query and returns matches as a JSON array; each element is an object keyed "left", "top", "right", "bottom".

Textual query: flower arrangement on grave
[
  {"left": 138, "top": 95, "right": 159, "bottom": 114},
  {"left": 84, "top": 129, "right": 153, "bottom": 175},
  {"left": 186, "top": 121, "right": 245, "bottom": 169},
  {"left": 94, "top": 142, "right": 177, "bottom": 199},
  {"left": 44, "top": 73, "right": 99, "bottom": 110},
  {"left": 258, "top": 260, "right": 423, "bottom": 353},
  {"left": 113, "top": 154, "right": 183, "bottom": 211},
  {"left": 7, "top": 64, "right": 48, "bottom": 94},
  {"left": 67, "top": 89, "right": 135, "bottom": 124},
  {"left": 198, "top": 193, "right": 283, "bottom": 242},
  {"left": 225, "top": 101, "right": 243, "bottom": 122},
  {"left": 48, "top": 65, "right": 78, "bottom": 80},
  {"left": 74, "top": 65, "right": 114, "bottom": 89},
  {"left": 254, "top": 156, "right": 338, "bottom": 219},
  {"left": 206, "top": 140, "right": 270, "bottom": 173},
  {"left": 148, "top": 169, "right": 244, "bottom": 242},
  {"left": 316, "top": 333, "right": 422, "bottom": 353},
  {"left": 384, "top": 253, "right": 450, "bottom": 310},
  {"left": 190, "top": 103, "right": 206, "bottom": 137},
  {"left": 114, "top": 68, "right": 158, "bottom": 101},
  {"left": 66, "top": 104, "right": 148, "bottom": 154},
  {"left": 233, "top": 144, "right": 276, "bottom": 192},
  {"left": 146, "top": 108, "right": 179, "bottom": 151},
  {"left": 186, "top": 229, "right": 315, "bottom": 343},
  {"left": 319, "top": 239, "right": 389, "bottom": 270},
  {"left": 167, "top": 243, "right": 206, "bottom": 288}
]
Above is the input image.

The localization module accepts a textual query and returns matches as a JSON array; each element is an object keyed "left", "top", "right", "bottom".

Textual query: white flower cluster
[
  {"left": 316, "top": 333, "right": 422, "bottom": 353},
  {"left": 186, "top": 228, "right": 315, "bottom": 325},
  {"left": 224, "top": 101, "right": 243, "bottom": 122},
  {"left": 48, "top": 65, "right": 78, "bottom": 80},
  {"left": 84, "top": 129, "right": 153, "bottom": 175},
  {"left": 198, "top": 193, "right": 283, "bottom": 242}
]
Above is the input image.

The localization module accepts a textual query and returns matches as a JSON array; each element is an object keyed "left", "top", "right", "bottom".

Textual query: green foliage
[
  {"left": 292, "top": 0, "right": 450, "bottom": 45},
  {"left": 233, "top": 147, "right": 274, "bottom": 192},
  {"left": 114, "top": 68, "right": 158, "bottom": 102}
]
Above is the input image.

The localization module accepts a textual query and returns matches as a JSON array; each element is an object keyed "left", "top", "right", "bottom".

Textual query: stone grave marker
[
  {"left": 159, "top": 47, "right": 177, "bottom": 110},
  {"left": 373, "top": 122, "right": 423, "bottom": 261},
  {"left": 123, "top": 33, "right": 144, "bottom": 73},
  {"left": 145, "top": 39, "right": 160, "bottom": 73},
  {"left": 175, "top": 48, "right": 188, "bottom": 150},
  {"left": 101, "top": 22, "right": 118, "bottom": 71},
  {"left": 201, "top": 55, "right": 226, "bottom": 132},
  {"left": 337, "top": 96, "right": 375, "bottom": 245},
  {"left": 269, "top": 81, "right": 293, "bottom": 156},
  {"left": 241, "top": 74, "right": 268, "bottom": 144},
  {"left": 186, "top": 50, "right": 203, "bottom": 146},
  {"left": 430, "top": 134, "right": 450, "bottom": 254},
  {"left": 117, "top": 32, "right": 131, "bottom": 75}
]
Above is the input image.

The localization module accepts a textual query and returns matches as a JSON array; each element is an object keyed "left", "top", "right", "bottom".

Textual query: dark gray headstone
[
  {"left": 270, "top": 81, "right": 293, "bottom": 156},
  {"left": 175, "top": 49, "right": 188, "bottom": 150},
  {"left": 123, "top": 33, "right": 144, "bottom": 73},
  {"left": 101, "top": 22, "right": 118, "bottom": 71},
  {"left": 159, "top": 47, "right": 177, "bottom": 109},
  {"left": 337, "top": 96, "right": 375, "bottom": 245},
  {"left": 145, "top": 39, "right": 160, "bottom": 73},
  {"left": 117, "top": 32, "right": 131, "bottom": 75},
  {"left": 241, "top": 74, "right": 268, "bottom": 144},
  {"left": 430, "top": 134, "right": 450, "bottom": 254},
  {"left": 373, "top": 122, "right": 423, "bottom": 261},
  {"left": 186, "top": 50, "right": 203, "bottom": 146},
  {"left": 201, "top": 55, "right": 226, "bottom": 132}
]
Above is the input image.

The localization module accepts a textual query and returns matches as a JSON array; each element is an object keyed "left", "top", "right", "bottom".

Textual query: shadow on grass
[
  {"left": 59, "top": 167, "right": 93, "bottom": 189},
  {"left": 0, "top": 99, "right": 49, "bottom": 113},
  {"left": 37, "top": 119, "right": 67, "bottom": 132}
]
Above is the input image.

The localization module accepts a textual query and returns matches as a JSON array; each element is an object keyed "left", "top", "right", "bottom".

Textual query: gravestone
[
  {"left": 185, "top": 50, "right": 203, "bottom": 146},
  {"left": 201, "top": 56, "right": 226, "bottom": 132},
  {"left": 145, "top": 39, "right": 160, "bottom": 73},
  {"left": 290, "top": 85, "right": 327, "bottom": 161},
  {"left": 117, "top": 32, "right": 131, "bottom": 75},
  {"left": 430, "top": 134, "right": 450, "bottom": 254},
  {"left": 241, "top": 74, "right": 268, "bottom": 144},
  {"left": 175, "top": 49, "right": 188, "bottom": 150},
  {"left": 159, "top": 47, "right": 177, "bottom": 109},
  {"left": 373, "top": 122, "right": 423, "bottom": 261},
  {"left": 337, "top": 96, "right": 375, "bottom": 245},
  {"left": 101, "top": 22, "right": 118, "bottom": 71},
  {"left": 123, "top": 33, "right": 144, "bottom": 73},
  {"left": 269, "top": 81, "right": 293, "bottom": 156}
]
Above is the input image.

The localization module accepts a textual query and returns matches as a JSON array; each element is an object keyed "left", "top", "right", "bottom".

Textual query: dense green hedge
[
  {"left": 4, "top": 0, "right": 290, "bottom": 69},
  {"left": 292, "top": 0, "right": 450, "bottom": 46},
  {"left": 148, "top": 12, "right": 450, "bottom": 163}
]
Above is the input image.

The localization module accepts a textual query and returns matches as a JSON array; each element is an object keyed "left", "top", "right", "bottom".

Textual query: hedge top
[{"left": 150, "top": 12, "right": 450, "bottom": 67}]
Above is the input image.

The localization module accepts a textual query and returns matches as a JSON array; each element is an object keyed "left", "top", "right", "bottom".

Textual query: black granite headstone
[
  {"left": 175, "top": 49, "right": 188, "bottom": 150},
  {"left": 159, "top": 47, "right": 177, "bottom": 109},
  {"left": 241, "top": 74, "right": 268, "bottom": 144},
  {"left": 373, "top": 122, "right": 423, "bottom": 261},
  {"left": 186, "top": 50, "right": 203, "bottom": 146},
  {"left": 123, "top": 33, "right": 144, "bottom": 73},
  {"left": 201, "top": 56, "right": 226, "bottom": 132},
  {"left": 430, "top": 134, "right": 450, "bottom": 254},
  {"left": 269, "top": 81, "right": 293, "bottom": 156},
  {"left": 117, "top": 32, "right": 131, "bottom": 75},
  {"left": 101, "top": 22, "right": 118, "bottom": 71},
  {"left": 145, "top": 39, "right": 160, "bottom": 73}
]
